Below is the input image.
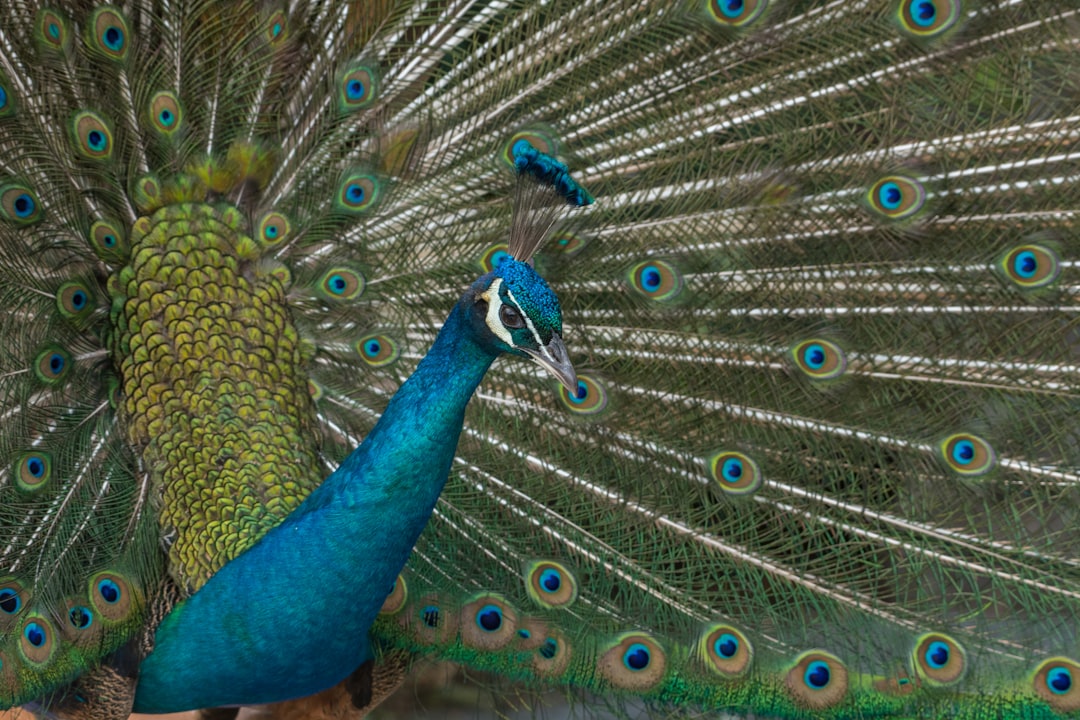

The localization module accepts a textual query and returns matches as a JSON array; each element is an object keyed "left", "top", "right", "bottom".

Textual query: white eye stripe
[
  {"left": 504, "top": 286, "right": 548, "bottom": 357},
  {"left": 479, "top": 278, "right": 547, "bottom": 352},
  {"left": 480, "top": 278, "right": 515, "bottom": 347}
]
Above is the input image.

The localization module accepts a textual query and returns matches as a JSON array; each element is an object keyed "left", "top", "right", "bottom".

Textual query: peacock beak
[{"left": 522, "top": 333, "right": 577, "bottom": 391}]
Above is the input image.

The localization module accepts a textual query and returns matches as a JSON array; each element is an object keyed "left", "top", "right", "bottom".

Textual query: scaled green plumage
[
  {"left": 115, "top": 203, "right": 322, "bottom": 589},
  {"left": 1, "top": 0, "right": 1079, "bottom": 718}
]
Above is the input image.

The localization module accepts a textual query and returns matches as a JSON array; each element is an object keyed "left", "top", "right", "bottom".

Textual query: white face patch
[
  {"left": 480, "top": 278, "right": 547, "bottom": 353},
  {"left": 480, "top": 278, "right": 515, "bottom": 347}
]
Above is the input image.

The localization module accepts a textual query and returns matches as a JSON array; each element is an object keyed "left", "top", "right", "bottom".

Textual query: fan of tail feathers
[{"left": 0, "top": 0, "right": 1078, "bottom": 718}]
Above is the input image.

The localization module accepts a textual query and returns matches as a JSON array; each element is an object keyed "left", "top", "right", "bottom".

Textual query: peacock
[{"left": 0, "top": 1, "right": 1078, "bottom": 719}]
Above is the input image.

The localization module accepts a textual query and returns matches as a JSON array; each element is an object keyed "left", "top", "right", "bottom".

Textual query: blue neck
[
  {"left": 134, "top": 299, "right": 497, "bottom": 712},
  {"left": 297, "top": 298, "right": 495, "bottom": 523}
]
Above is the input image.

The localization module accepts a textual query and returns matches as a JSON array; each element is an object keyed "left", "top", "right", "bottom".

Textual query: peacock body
[{"left": 0, "top": 1, "right": 1078, "bottom": 719}]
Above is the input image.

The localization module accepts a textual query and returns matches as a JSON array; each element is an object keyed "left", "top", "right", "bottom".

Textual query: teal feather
[{"left": 0, "top": 1, "right": 1078, "bottom": 719}]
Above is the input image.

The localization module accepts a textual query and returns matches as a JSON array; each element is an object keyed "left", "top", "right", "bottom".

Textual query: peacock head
[{"left": 467, "top": 257, "right": 576, "bottom": 389}]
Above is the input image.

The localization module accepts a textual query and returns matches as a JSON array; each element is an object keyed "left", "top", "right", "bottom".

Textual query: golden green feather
[{"left": 111, "top": 203, "right": 322, "bottom": 589}]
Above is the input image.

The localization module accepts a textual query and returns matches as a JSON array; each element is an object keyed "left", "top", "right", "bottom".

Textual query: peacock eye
[{"left": 499, "top": 305, "right": 525, "bottom": 329}]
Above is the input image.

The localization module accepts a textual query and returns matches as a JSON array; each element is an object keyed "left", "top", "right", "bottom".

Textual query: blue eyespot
[
  {"left": 714, "top": 633, "right": 739, "bottom": 659},
  {"left": 1048, "top": 666, "right": 1073, "bottom": 694},
  {"left": 476, "top": 604, "right": 503, "bottom": 632},
  {"left": 517, "top": 629, "right": 531, "bottom": 639},
  {"left": 149, "top": 92, "right": 182, "bottom": 136},
  {"left": 641, "top": 266, "right": 662, "bottom": 292},
  {"left": 925, "top": 641, "right": 950, "bottom": 669},
  {"left": 103, "top": 26, "right": 123, "bottom": 51},
  {"left": 479, "top": 243, "right": 510, "bottom": 272},
  {"left": 867, "top": 175, "right": 926, "bottom": 219},
  {"left": 1013, "top": 250, "right": 1037, "bottom": 278},
  {"left": 73, "top": 112, "right": 113, "bottom": 158},
  {"left": 805, "top": 659, "right": 831, "bottom": 689},
  {"left": 103, "top": 234, "right": 117, "bottom": 247},
  {"left": 526, "top": 561, "right": 578, "bottom": 607},
  {"left": 951, "top": 440, "right": 975, "bottom": 465},
  {"left": 272, "top": 22, "right": 283, "bottom": 38},
  {"left": 421, "top": 605, "right": 440, "bottom": 628},
  {"left": 57, "top": 282, "right": 94, "bottom": 319},
  {"left": 941, "top": 434, "right": 994, "bottom": 476},
  {"left": 333, "top": 171, "right": 379, "bottom": 216},
  {"left": 0, "top": 86, "right": 7, "bottom": 109},
  {"left": 1032, "top": 658, "right": 1080, "bottom": 709},
  {"left": 69, "top": 606, "right": 93, "bottom": 629},
  {"left": 701, "top": 625, "right": 753, "bottom": 677},
  {"left": 707, "top": 0, "right": 767, "bottom": 28},
  {"left": 879, "top": 182, "right": 902, "bottom": 209},
  {"left": 558, "top": 374, "right": 609, "bottom": 415},
  {"left": 719, "top": 0, "right": 744, "bottom": 18},
  {"left": 24, "top": 622, "right": 46, "bottom": 647},
  {"left": 623, "top": 643, "right": 651, "bottom": 671},
  {"left": 26, "top": 456, "right": 45, "bottom": 477},
  {"left": 14, "top": 194, "right": 35, "bottom": 218},
  {"left": 317, "top": 267, "right": 365, "bottom": 301},
  {"left": 356, "top": 334, "right": 398, "bottom": 367},
  {"left": 898, "top": 0, "right": 967, "bottom": 37},
  {"left": 1002, "top": 244, "right": 1058, "bottom": 288},
  {"left": 39, "top": 12, "right": 68, "bottom": 50},
  {"left": 539, "top": 568, "right": 562, "bottom": 593},
  {"left": 913, "top": 0, "right": 936, "bottom": 26},
  {"left": 792, "top": 339, "right": 845, "bottom": 379},
  {"left": 721, "top": 458, "right": 743, "bottom": 483},
  {"left": 710, "top": 451, "right": 762, "bottom": 495},
  {"left": 602, "top": 636, "right": 665, "bottom": 689},
  {"left": 914, "top": 635, "right": 966, "bottom": 686},
  {"left": 97, "top": 578, "right": 120, "bottom": 604},
  {"left": 540, "top": 638, "right": 558, "bottom": 659},
  {"left": 788, "top": 652, "right": 847, "bottom": 704},
  {"left": 338, "top": 68, "right": 377, "bottom": 111},
  {"left": 19, "top": 617, "right": 56, "bottom": 662},
  {"left": 0, "top": 589, "right": 21, "bottom": 614},
  {"left": 35, "top": 346, "right": 72, "bottom": 383},
  {"left": 256, "top": 212, "right": 290, "bottom": 245},
  {"left": 18, "top": 452, "right": 51, "bottom": 491},
  {"left": 629, "top": 259, "right": 682, "bottom": 300}
]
